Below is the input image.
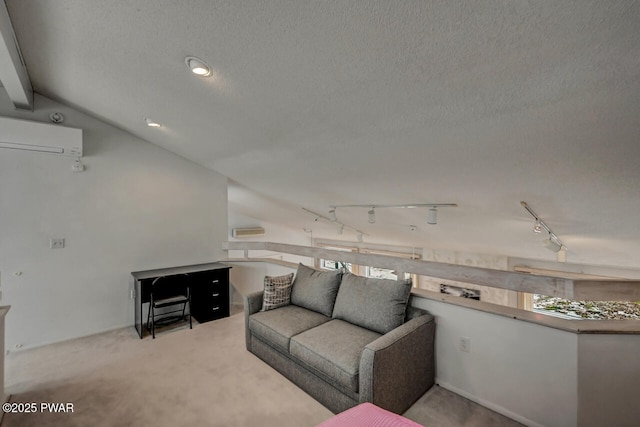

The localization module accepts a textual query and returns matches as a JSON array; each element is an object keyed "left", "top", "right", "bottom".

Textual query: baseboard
[
  {"left": 6, "top": 323, "right": 133, "bottom": 353},
  {"left": 0, "top": 393, "right": 10, "bottom": 423},
  {"left": 436, "top": 380, "right": 543, "bottom": 427}
]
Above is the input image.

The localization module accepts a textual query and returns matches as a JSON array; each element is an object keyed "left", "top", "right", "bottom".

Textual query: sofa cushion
[
  {"left": 249, "top": 305, "right": 331, "bottom": 353},
  {"left": 290, "top": 263, "right": 342, "bottom": 316},
  {"left": 332, "top": 273, "right": 412, "bottom": 334},
  {"left": 290, "top": 320, "right": 381, "bottom": 393},
  {"left": 261, "top": 273, "right": 294, "bottom": 311}
]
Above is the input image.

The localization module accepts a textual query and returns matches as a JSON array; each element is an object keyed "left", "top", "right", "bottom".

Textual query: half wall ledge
[
  {"left": 222, "top": 241, "right": 640, "bottom": 335},
  {"left": 222, "top": 241, "right": 640, "bottom": 302}
]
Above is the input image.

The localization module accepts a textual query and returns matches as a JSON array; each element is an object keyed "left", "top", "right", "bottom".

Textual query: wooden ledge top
[
  {"left": 411, "top": 288, "right": 640, "bottom": 335},
  {"left": 223, "top": 241, "right": 640, "bottom": 302}
]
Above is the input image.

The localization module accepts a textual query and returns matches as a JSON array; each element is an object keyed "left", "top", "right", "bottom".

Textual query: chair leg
[
  {"left": 188, "top": 299, "right": 192, "bottom": 329},
  {"left": 146, "top": 302, "right": 151, "bottom": 331},
  {"left": 151, "top": 305, "right": 156, "bottom": 339}
]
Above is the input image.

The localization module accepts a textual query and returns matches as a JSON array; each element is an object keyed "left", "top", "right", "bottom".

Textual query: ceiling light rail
[
  {"left": 520, "top": 201, "right": 566, "bottom": 252},
  {"left": 302, "top": 208, "right": 367, "bottom": 242},
  {"left": 329, "top": 203, "right": 457, "bottom": 225},
  {"left": 330, "top": 203, "right": 458, "bottom": 209}
]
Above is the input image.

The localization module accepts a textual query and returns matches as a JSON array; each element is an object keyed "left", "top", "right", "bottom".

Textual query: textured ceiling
[{"left": 4, "top": 0, "right": 640, "bottom": 267}]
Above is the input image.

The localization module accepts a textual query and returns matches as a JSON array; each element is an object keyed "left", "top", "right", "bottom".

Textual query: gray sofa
[{"left": 243, "top": 264, "right": 435, "bottom": 414}]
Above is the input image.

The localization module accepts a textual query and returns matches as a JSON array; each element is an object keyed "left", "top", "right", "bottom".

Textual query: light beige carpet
[
  {"left": 2, "top": 309, "right": 523, "bottom": 427},
  {"left": 3, "top": 312, "right": 332, "bottom": 427}
]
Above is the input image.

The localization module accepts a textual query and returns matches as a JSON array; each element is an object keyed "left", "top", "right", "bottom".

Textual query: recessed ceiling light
[
  {"left": 145, "top": 117, "right": 161, "bottom": 127},
  {"left": 185, "top": 56, "right": 211, "bottom": 77}
]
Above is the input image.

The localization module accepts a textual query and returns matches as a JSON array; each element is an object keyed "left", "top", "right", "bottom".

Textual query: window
[
  {"left": 365, "top": 266, "right": 398, "bottom": 279},
  {"left": 315, "top": 242, "right": 419, "bottom": 282},
  {"left": 320, "top": 259, "right": 353, "bottom": 272},
  {"left": 513, "top": 266, "right": 640, "bottom": 319},
  {"left": 317, "top": 245, "right": 357, "bottom": 273},
  {"left": 364, "top": 266, "right": 411, "bottom": 281}
]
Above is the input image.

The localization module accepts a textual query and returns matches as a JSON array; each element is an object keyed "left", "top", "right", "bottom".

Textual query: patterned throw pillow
[{"left": 262, "top": 273, "right": 295, "bottom": 311}]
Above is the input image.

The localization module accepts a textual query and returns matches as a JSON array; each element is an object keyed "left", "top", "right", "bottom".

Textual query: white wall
[
  {"left": 0, "top": 93, "right": 228, "bottom": 350},
  {"left": 227, "top": 213, "right": 313, "bottom": 302},
  {"left": 412, "top": 297, "right": 578, "bottom": 427},
  {"left": 227, "top": 211, "right": 314, "bottom": 267},
  {"left": 577, "top": 334, "right": 640, "bottom": 427},
  {"left": 227, "top": 261, "right": 300, "bottom": 305}
]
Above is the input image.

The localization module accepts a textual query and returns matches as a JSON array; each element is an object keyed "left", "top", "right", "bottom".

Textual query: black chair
[{"left": 146, "top": 274, "right": 192, "bottom": 338}]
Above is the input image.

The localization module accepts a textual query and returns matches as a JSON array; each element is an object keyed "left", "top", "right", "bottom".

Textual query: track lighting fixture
[
  {"left": 357, "top": 233, "right": 363, "bottom": 243},
  {"left": 329, "top": 209, "right": 337, "bottom": 222},
  {"left": 521, "top": 201, "right": 566, "bottom": 252},
  {"left": 329, "top": 203, "right": 456, "bottom": 226},
  {"left": 302, "top": 208, "right": 367, "bottom": 242}
]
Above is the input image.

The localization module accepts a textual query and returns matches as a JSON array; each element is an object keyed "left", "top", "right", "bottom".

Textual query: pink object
[{"left": 315, "top": 402, "right": 424, "bottom": 427}]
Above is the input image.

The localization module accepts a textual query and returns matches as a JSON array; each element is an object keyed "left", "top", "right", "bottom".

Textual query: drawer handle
[
  {"left": 212, "top": 307, "right": 220, "bottom": 311},
  {"left": 212, "top": 293, "right": 220, "bottom": 297},
  {"left": 212, "top": 280, "right": 219, "bottom": 284}
]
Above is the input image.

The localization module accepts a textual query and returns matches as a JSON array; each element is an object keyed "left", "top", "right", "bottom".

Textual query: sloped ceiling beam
[{"left": 0, "top": 1, "right": 32, "bottom": 110}]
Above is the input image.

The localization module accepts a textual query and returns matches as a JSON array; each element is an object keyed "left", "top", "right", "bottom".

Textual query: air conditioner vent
[
  {"left": 0, "top": 116, "right": 83, "bottom": 157},
  {"left": 232, "top": 227, "right": 265, "bottom": 238}
]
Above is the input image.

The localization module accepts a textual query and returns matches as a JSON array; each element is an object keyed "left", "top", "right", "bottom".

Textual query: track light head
[
  {"left": 533, "top": 221, "right": 543, "bottom": 233},
  {"left": 427, "top": 207, "right": 438, "bottom": 225},
  {"left": 329, "top": 209, "right": 337, "bottom": 222},
  {"left": 543, "top": 236, "right": 563, "bottom": 253},
  {"left": 368, "top": 208, "right": 376, "bottom": 224},
  {"left": 357, "top": 233, "right": 364, "bottom": 243}
]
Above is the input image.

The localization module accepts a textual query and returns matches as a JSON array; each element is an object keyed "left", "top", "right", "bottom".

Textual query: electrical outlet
[
  {"left": 50, "top": 238, "right": 65, "bottom": 249},
  {"left": 460, "top": 337, "right": 471, "bottom": 353}
]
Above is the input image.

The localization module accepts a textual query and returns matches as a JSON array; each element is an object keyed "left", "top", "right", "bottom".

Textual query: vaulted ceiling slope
[{"left": 3, "top": 1, "right": 640, "bottom": 267}]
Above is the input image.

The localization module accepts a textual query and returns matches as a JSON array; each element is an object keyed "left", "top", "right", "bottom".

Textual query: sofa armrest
[
  {"left": 359, "top": 314, "right": 435, "bottom": 414},
  {"left": 243, "top": 290, "right": 264, "bottom": 350}
]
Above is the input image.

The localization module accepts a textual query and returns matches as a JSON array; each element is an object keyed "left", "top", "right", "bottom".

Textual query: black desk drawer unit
[
  {"left": 132, "top": 262, "right": 231, "bottom": 338},
  {"left": 190, "top": 269, "right": 230, "bottom": 323}
]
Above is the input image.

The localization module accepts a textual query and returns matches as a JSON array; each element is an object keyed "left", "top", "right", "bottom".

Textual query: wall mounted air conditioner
[
  {"left": 232, "top": 227, "right": 265, "bottom": 238},
  {"left": 0, "top": 116, "right": 83, "bottom": 157}
]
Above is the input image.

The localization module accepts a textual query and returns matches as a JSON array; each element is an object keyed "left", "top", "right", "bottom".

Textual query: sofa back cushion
[
  {"left": 332, "top": 273, "right": 412, "bottom": 334},
  {"left": 290, "top": 263, "right": 343, "bottom": 316}
]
